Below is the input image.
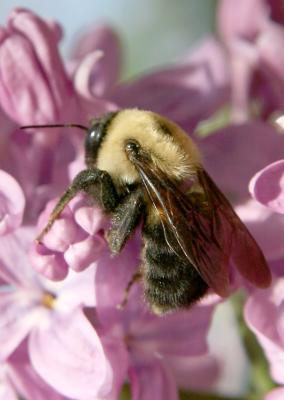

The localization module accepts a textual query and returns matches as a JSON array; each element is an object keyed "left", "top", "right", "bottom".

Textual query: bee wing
[
  {"left": 134, "top": 158, "right": 231, "bottom": 296},
  {"left": 133, "top": 157, "right": 271, "bottom": 297},
  {"left": 198, "top": 169, "right": 271, "bottom": 289}
]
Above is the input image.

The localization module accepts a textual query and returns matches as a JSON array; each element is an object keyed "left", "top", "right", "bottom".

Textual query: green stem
[{"left": 231, "top": 292, "right": 277, "bottom": 398}]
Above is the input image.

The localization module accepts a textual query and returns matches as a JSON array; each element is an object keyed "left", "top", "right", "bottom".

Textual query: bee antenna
[{"left": 20, "top": 123, "right": 88, "bottom": 131}]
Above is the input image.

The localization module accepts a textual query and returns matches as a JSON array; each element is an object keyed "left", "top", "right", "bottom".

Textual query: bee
[{"left": 23, "top": 109, "right": 271, "bottom": 314}]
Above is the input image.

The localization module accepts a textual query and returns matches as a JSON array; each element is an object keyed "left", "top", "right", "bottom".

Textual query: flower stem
[{"left": 231, "top": 292, "right": 277, "bottom": 398}]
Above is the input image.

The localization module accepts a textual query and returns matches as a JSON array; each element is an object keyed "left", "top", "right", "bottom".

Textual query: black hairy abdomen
[{"left": 142, "top": 223, "right": 208, "bottom": 313}]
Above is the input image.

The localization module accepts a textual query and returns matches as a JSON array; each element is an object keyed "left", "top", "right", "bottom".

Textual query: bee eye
[
  {"left": 125, "top": 140, "right": 140, "bottom": 155},
  {"left": 85, "top": 127, "right": 101, "bottom": 153}
]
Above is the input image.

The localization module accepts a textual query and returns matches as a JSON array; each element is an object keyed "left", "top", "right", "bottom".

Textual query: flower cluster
[{"left": 0, "top": 1, "right": 284, "bottom": 399}]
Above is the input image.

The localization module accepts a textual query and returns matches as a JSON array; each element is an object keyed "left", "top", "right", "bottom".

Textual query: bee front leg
[{"left": 37, "top": 168, "right": 118, "bottom": 242}]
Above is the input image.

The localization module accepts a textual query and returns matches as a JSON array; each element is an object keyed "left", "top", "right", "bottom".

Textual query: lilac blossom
[
  {"left": 244, "top": 278, "right": 284, "bottom": 386},
  {"left": 197, "top": 122, "right": 284, "bottom": 263},
  {"left": 250, "top": 160, "right": 284, "bottom": 215},
  {"left": 0, "top": 8, "right": 76, "bottom": 143},
  {"left": 0, "top": 226, "right": 119, "bottom": 399},
  {"left": 0, "top": 9, "right": 221, "bottom": 398},
  {"left": 266, "top": 387, "right": 284, "bottom": 400},
  {"left": 0, "top": 3, "right": 281, "bottom": 399},
  {"left": 92, "top": 240, "right": 219, "bottom": 398},
  {"left": 0, "top": 169, "right": 25, "bottom": 235},
  {"left": 30, "top": 195, "right": 106, "bottom": 280},
  {"left": 0, "top": 343, "right": 67, "bottom": 400},
  {"left": 0, "top": 8, "right": 113, "bottom": 226},
  {"left": 218, "top": 0, "right": 284, "bottom": 122}
]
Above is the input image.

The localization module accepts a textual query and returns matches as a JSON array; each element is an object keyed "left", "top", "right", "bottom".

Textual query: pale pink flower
[
  {"left": 265, "top": 387, "right": 284, "bottom": 400},
  {"left": 0, "top": 226, "right": 118, "bottom": 399},
  {"left": 197, "top": 121, "right": 284, "bottom": 264},
  {"left": 250, "top": 159, "right": 284, "bottom": 215},
  {"left": 245, "top": 277, "right": 284, "bottom": 385},
  {"left": 1, "top": 5, "right": 279, "bottom": 399},
  {"left": 218, "top": 0, "right": 284, "bottom": 122},
  {"left": 0, "top": 8, "right": 75, "bottom": 128},
  {"left": 1, "top": 343, "right": 67, "bottom": 400},
  {"left": 91, "top": 238, "right": 219, "bottom": 399},
  {"left": 0, "top": 169, "right": 25, "bottom": 235},
  {"left": 30, "top": 196, "right": 106, "bottom": 280}
]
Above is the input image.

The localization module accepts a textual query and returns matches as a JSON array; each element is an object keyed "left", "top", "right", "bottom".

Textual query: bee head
[{"left": 85, "top": 112, "right": 117, "bottom": 167}]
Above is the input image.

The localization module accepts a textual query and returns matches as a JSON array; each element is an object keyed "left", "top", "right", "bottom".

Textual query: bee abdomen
[{"left": 143, "top": 223, "right": 208, "bottom": 313}]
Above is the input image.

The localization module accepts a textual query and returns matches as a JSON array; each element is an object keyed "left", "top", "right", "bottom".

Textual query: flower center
[{"left": 41, "top": 292, "right": 56, "bottom": 309}]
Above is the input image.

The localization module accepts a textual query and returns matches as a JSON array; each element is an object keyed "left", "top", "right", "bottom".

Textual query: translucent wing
[
  {"left": 133, "top": 157, "right": 271, "bottom": 297},
  {"left": 198, "top": 170, "right": 271, "bottom": 289}
]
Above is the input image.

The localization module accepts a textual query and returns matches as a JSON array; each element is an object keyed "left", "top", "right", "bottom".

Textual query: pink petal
[
  {"left": 0, "top": 33, "right": 57, "bottom": 125},
  {"left": 199, "top": 121, "right": 284, "bottom": 204},
  {"left": 235, "top": 199, "right": 284, "bottom": 261},
  {"left": 265, "top": 387, "right": 284, "bottom": 400},
  {"left": 100, "top": 336, "right": 128, "bottom": 400},
  {"left": 249, "top": 160, "right": 284, "bottom": 214},
  {"left": 29, "top": 242, "right": 68, "bottom": 281},
  {"left": 95, "top": 238, "right": 141, "bottom": 318},
  {"left": 74, "top": 204, "right": 105, "bottom": 235},
  {"left": 258, "top": 24, "right": 284, "bottom": 82},
  {"left": 37, "top": 199, "right": 85, "bottom": 252},
  {"left": 244, "top": 281, "right": 284, "bottom": 384},
  {"left": 74, "top": 50, "right": 104, "bottom": 99},
  {"left": 218, "top": 0, "right": 268, "bottom": 42},
  {"left": 56, "top": 267, "right": 96, "bottom": 309},
  {"left": 0, "top": 378, "right": 18, "bottom": 400},
  {"left": 72, "top": 25, "right": 121, "bottom": 97},
  {"left": 8, "top": 8, "right": 74, "bottom": 116},
  {"left": 112, "top": 38, "right": 229, "bottom": 131},
  {"left": 130, "top": 303, "right": 214, "bottom": 359},
  {"left": 167, "top": 354, "right": 219, "bottom": 391},
  {"left": 64, "top": 234, "right": 106, "bottom": 272},
  {"left": 129, "top": 361, "right": 178, "bottom": 400},
  {"left": 29, "top": 308, "right": 114, "bottom": 399},
  {"left": 42, "top": 217, "right": 85, "bottom": 253},
  {"left": 8, "top": 358, "right": 65, "bottom": 400},
  {"left": 0, "top": 170, "right": 25, "bottom": 235},
  {"left": 229, "top": 40, "right": 258, "bottom": 123},
  {"left": 0, "top": 227, "right": 39, "bottom": 288},
  {"left": 0, "top": 289, "right": 41, "bottom": 360}
]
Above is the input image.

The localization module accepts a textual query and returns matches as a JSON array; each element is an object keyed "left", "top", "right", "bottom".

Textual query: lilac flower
[
  {"left": 30, "top": 196, "right": 106, "bottom": 280},
  {"left": 250, "top": 160, "right": 284, "bottom": 215},
  {"left": 111, "top": 37, "right": 230, "bottom": 133},
  {"left": 0, "top": 8, "right": 113, "bottom": 227},
  {"left": 244, "top": 278, "right": 284, "bottom": 385},
  {"left": 71, "top": 24, "right": 122, "bottom": 99},
  {"left": 218, "top": 0, "right": 284, "bottom": 122},
  {"left": 0, "top": 169, "right": 25, "bottom": 235},
  {"left": 0, "top": 8, "right": 75, "bottom": 131},
  {"left": 266, "top": 387, "right": 284, "bottom": 400},
  {"left": 196, "top": 121, "right": 284, "bottom": 263},
  {"left": 0, "top": 226, "right": 118, "bottom": 399},
  {"left": 1, "top": 343, "right": 67, "bottom": 400},
  {"left": 91, "top": 239, "right": 219, "bottom": 398},
  {"left": 0, "top": 5, "right": 278, "bottom": 399}
]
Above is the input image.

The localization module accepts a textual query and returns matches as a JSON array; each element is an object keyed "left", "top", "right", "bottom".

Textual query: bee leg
[
  {"left": 107, "top": 187, "right": 145, "bottom": 254},
  {"left": 36, "top": 168, "right": 118, "bottom": 242},
  {"left": 117, "top": 271, "right": 143, "bottom": 309}
]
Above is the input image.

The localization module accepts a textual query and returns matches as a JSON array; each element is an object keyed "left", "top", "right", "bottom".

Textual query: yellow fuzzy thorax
[{"left": 96, "top": 109, "right": 201, "bottom": 186}]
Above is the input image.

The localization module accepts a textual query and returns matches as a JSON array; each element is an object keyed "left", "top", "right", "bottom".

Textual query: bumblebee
[{"left": 26, "top": 109, "right": 271, "bottom": 314}]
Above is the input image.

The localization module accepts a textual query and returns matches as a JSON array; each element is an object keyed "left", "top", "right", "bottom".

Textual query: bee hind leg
[{"left": 117, "top": 271, "right": 143, "bottom": 309}]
